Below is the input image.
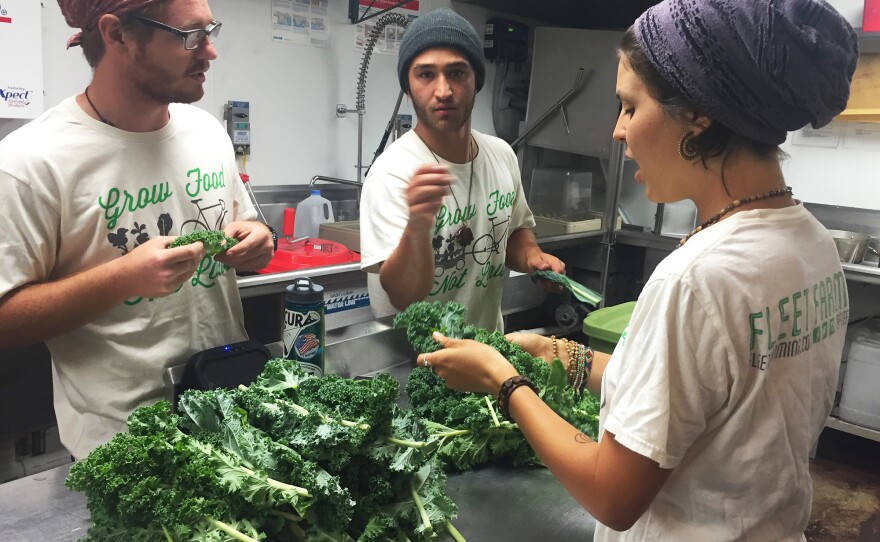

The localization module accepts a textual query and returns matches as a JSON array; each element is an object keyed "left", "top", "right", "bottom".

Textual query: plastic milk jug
[
  {"left": 293, "top": 190, "right": 335, "bottom": 239},
  {"left": 283, "top": 278, "right": 326, "bottom": 376}
]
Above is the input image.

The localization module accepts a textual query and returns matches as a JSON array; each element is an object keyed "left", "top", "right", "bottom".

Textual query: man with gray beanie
[
  {"left": 0, "top": 0, "right": 273, "bottom": 459},
  {"left": 359, "top": 7, "right": 564, "bottom": 331}
]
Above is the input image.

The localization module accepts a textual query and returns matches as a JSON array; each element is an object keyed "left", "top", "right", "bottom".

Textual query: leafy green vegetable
[
  {"left": 168, "top": 229, "right": 239, "bottom": 256},
  {"left": 530, "top": 269, "right": 602, "bottom": 306},
  {"left": 392, "top": 301, "right": 475, "bottom": 353},
  {"left": 68, "top": 357, "right": 465, "bottom": 541},
  {"left": 396, "top": 301, "right": 601, "bottom": 470}
]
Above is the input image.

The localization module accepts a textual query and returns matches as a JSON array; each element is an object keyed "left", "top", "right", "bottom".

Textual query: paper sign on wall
[{"left": 0, "top": 0, "right": 44, "bottom": 119}]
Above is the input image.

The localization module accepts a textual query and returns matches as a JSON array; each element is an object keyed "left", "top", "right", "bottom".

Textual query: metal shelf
[
  {"left": 841, "top": 262, "right": 880, "bottom": 286},
  {"left": 825, "top": 415, "right": 880, "bottom": 443}
]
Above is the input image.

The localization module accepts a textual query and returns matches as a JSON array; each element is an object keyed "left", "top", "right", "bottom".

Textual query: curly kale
[
  {"left": 392, "top": 300, "right": 476, "bottom": 353},
  {"left": 168, "top": 229, "right": 239, "bottom": 256},
  {"left": 397, "top": 301, "right": 601, "bottom": 470}
]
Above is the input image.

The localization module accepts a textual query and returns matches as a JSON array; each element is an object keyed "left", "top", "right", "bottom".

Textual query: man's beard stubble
[{"left": 410, "top": 90, "right": 476, "bottom": 134}]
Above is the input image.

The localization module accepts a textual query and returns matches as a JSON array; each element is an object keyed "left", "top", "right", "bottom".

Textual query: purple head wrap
[
  {"left": 58, "top": 0, "right": 165, "bottom": 49},
  {"left": 634, "top": 0, "right": 859, "bottom": 145}
]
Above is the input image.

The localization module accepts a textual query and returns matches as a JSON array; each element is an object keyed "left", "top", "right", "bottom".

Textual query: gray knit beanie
[
  {"left": 634, "top": 0, "right": 858, "bottom": 146},
  {"left": 398, "top": 8, "right": 486, "bottom": 93}
]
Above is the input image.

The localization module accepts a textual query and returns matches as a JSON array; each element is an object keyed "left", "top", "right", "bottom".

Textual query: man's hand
[
  {"left": 120, "top": 236, "right": 205, "bottom": 298},
  {"left": 406, "top": 164, "right": 451, "bottom": 233},
  {"left": 215, "top": 221, "right": 274, "bottom": 271},
  {"left": 526, "top": 248, "right": 566, "bottom": 293}
]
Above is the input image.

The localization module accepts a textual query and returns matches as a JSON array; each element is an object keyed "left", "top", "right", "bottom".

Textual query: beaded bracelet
[
  {"left": 497, "top": 375, "right": 540, "bottom": 422},
  {"left": 551, "top": 335, "right": 559, "bottom": 361},
  {"left": 572, "top": 344, "right": 594, "bottom": 399}
]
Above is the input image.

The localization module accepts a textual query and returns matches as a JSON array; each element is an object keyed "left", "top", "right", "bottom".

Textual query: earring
[{"left": 678, "top": 131, "right": 699, "bottom": 161}]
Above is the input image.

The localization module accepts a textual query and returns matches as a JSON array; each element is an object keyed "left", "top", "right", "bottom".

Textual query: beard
[
  {"left": 410, "top": 89, "right": 476, "bottom": 134},
  {"left": 130, "top": 46, "right": 207, "bottom": 105}
]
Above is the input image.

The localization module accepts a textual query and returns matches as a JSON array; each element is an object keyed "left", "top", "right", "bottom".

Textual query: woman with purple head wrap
[{"left": 411, "top": 0, "right": 858, "bottom": 539}]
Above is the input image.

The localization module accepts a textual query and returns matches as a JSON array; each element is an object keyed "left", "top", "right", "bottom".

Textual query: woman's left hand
[{"left": 417, "top": 332, "right": 520, "bottom": 395}]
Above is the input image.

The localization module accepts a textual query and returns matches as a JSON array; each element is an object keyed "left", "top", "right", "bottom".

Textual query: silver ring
[{"left": 423, "top": 354, "right": 433, "bottom": 371}]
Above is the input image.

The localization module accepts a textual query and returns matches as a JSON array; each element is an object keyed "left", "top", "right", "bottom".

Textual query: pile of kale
[
  {"left": 66, "top": 301, "right": 599, "bottom": 541},
  {"left": 67, "top": 362, "right": 462, "bottom": 542},
  {"left": 394, "top": 301, "right": 600, "bottom": 471}
]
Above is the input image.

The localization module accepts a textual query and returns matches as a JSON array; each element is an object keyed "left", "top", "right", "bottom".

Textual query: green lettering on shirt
[
  {"left": 186, "top": 166, "right": 226, "bottom": 198},
  {"left": 98, "top": 182, "right": 173, "bottom": 230},
  {"left": 486, "top": 189, "right": 515, "bottom": 216}
]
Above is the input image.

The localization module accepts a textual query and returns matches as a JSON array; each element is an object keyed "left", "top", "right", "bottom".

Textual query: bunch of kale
[
  {"left": 168, "top": 230, "right": 239, "bottom": 256},
  {"left": 67, "top": 358, "right": 464, "bottom": 542},
  {"left": 394, "top": 301, "right": 601, "bottom": 471}
]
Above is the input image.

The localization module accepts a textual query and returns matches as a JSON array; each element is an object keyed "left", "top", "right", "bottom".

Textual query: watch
[{"left": 268, "top": 226, "right": 278, "bottom": 251}]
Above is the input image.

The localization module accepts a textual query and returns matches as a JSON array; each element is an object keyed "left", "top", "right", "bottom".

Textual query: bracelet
[
  {"left": 497, "top": 375, "right": 540, "bottom": 422},
  {"left": 551, "top": 335, "right": 559, "bottom": 361}
]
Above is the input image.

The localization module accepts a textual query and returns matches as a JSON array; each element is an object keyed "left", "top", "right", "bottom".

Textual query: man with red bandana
[{"left": 0, "top": 0, "right": 274, "bottom": 459}]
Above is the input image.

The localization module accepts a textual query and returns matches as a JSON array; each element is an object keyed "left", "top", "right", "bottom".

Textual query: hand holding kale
[
  {"left": 395, "top": 301, "right": 601, "bottom": 471},
  {"left": 168, "top": 229, "right": 239, "bottom": 257}
]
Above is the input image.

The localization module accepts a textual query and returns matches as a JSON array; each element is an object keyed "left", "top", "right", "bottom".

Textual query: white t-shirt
[
  {"left": 0, "top": 97, "right": 257, "bottom": 459},
  {"left": 359, "top": 129, "right": 535, "bottom": 331},
  {"left": 595, "top": 203, "right": 847, "bottom": 541}
]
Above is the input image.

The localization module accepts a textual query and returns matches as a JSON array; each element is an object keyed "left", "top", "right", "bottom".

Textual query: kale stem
[
  {"left": 161, "top": 525, "right": 175, "bottom": 542},
  {"left": 446, "top": 520, "right": 467, "bottom": 542},
  {"left": 484, "top": 395, "right": 501, "bottom": 428},
  {"left": 209, "top": 519, "right": 261, "bottom": 542},
  {"left": 387, "top": 436, "right": 430, "bottom": 448},
  {"left": 237, "top": 465, "right": 312, "bottom": 497},
  {"left": 409, "top": 480, "right": 433, "bottom": 533}
]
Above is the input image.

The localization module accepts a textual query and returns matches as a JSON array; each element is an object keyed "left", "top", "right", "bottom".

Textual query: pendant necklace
[
  {"left": 430, "top": 136, "right": 476, "bottom": 246},
  {"left": 677, "top": 186, "right": 793, "bottom": 248},
  {"left": 84, "top": 86, "right": 116, "bottom": 128}
]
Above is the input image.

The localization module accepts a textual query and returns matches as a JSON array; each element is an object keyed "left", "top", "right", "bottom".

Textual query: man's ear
[{"left": 97, "top": 14, "right": 128, "bottom": 54}]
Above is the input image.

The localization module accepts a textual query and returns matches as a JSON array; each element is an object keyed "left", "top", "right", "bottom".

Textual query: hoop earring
[{"left": 678, "top": 131, "right": 699, "bottom": 161}]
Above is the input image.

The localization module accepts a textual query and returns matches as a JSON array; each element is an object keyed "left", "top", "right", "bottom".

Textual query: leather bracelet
[{"left": 497, "top": 375, "right": 539, "bottom": 422}]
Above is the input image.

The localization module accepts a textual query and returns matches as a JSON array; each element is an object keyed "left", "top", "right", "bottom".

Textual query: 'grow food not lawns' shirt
[
  {"left": 0, "top": 97, "right": 256, "bottom": 459},
  {"left": 595, "top": 203, "right": 847, "bottom": 542},
  {"left": 359, "top": 129, "right": 535, "bottom": 331}
]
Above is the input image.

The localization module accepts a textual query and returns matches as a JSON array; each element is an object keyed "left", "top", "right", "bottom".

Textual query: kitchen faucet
[{"left": 309, "top": 175, "right": 363, "bottom": 219}]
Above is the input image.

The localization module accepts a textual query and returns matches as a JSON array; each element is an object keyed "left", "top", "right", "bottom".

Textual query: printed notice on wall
[
  {"left": 791, "top": 121, "right": 844, "bottom": 148},
  {"left": 0, "top": 0, "right": 45, "bottom": 119},
  {"left": 271, "top": 0, "right": 330, "bottom": 48},
  {"left": 842, "top": 121, "right": 880, "bottom": 151},
  {"left": 354, "top": 0, "right": 419, "bottom": 55}
]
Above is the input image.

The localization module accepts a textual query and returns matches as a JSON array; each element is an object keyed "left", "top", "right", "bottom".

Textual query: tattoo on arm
[{"left": 575, "top": 432, "right": 591, "bottom": 444}]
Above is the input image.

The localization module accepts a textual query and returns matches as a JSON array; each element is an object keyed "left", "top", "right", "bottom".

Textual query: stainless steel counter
[
  {"left": 0, "top": 459, "right": 596, "bottom": 541},
  {"left": 4, "top": 320, "right": 597, "bottom": 540}
]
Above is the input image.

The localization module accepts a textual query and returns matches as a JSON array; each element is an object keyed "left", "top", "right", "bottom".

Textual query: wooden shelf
[{"left": 836, "top": 51, "right": 880, "bottom": 122}]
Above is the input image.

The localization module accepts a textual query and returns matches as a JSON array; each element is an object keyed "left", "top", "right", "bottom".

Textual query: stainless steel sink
[{"left": 319, "top": 220, "right": 360, "bottom": 252}]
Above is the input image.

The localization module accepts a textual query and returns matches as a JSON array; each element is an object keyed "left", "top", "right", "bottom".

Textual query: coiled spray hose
[{"left": 356, "top": 13, "right": 410, "bottom": 112}]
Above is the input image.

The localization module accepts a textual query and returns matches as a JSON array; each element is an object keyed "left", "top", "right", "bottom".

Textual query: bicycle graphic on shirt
[
  {"left": 468, "top": 216, "right": 511, "bottom": 265},
  {"left": 180, "top": 198, "right": 227, "bottom": 234}
]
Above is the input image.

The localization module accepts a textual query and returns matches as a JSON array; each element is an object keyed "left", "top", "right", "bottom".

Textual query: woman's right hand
[{"left": 504, "top": 332, "right": 556, "bottom": 364}]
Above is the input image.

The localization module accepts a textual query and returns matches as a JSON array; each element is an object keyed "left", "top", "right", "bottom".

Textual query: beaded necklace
[
  {"left": 84, "top": 86, "right": 116, "bottom": 127},
  {"left": 429, "top": 135, "right": 476, "bottom": 246},
  {"left": 677, "top": 186, "right": 793, "bottom": 248}
]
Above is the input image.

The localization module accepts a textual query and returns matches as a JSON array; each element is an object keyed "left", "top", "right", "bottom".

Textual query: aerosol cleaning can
[{"left": 283, "top": 278, "right": 325, "bottom": 376}]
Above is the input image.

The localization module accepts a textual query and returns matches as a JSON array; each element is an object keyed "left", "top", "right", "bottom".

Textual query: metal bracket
[{"left": 336, "top": 104, "right": 361, "bottom": 118}]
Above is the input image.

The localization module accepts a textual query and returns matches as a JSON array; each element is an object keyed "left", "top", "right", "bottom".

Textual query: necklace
[
  {"left": 84, "top": 86, "right": 116, "bottom": 127},
  {"left": 429, "top": 136, "right": 476, "bottom": 246},
  {"left": 677, "top": 186, "right": 793, "bottom": 248}
]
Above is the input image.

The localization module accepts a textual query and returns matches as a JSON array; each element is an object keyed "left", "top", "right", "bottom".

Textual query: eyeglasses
[{"left": 132, "top": 15, "right": 222, "bottom": 50}]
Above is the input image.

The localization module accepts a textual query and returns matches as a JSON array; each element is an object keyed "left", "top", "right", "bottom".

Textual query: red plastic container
[
  {"left": 866, "top": 0, "right": 880, "bottom": 32},
  {"left": 258, "top": 238, "right": 360, "bottom": 274}
]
